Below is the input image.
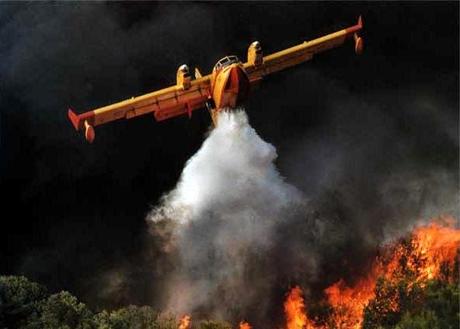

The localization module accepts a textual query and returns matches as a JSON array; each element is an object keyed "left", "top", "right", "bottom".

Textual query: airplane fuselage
[
  {"left": 209, "top": 57, "right": 250, "bottom": 125},
  {"left": 212, "top": 63, "right": 250, "bottom": 108}
]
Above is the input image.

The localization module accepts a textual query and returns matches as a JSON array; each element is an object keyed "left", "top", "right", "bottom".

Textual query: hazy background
[{"left": 1, "top": 1, "right": 458, "bottom": 325}]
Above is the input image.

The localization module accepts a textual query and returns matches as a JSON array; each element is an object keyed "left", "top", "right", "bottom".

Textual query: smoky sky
[{"left": 1, "top": 1, "right": 458, "bottom": 323}]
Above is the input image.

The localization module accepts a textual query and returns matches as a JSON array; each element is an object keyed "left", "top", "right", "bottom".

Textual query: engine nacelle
[
  {"left": 247, "top": 41, "right": 263, "bottom": 66},
  {"left": 177, "top": 64, "right": 191, "bottom": 90}
]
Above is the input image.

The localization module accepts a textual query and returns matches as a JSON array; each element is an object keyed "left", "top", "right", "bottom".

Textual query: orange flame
[
  {"left": 179, "top": 315, "right": 191, "bottom": 329},
  {"left": 239, "top": 321, "right": 252, "bottom": 329},
  {"left": 324, "top": 276, "right": 376, "bottom": 329},
  {"left": 284, "top": 286, "right": 317, "bottom": 329},
  {"left": 406, "top": 220, "right": 460, "bottom": 282}
]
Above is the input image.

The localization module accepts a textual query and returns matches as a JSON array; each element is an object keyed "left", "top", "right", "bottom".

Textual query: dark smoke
[
  {"left": 1, "top": 3, "right": 458, "bottom": 327},
  {"left": 143, "top": 102, "right": 457, "bottom": 326}
]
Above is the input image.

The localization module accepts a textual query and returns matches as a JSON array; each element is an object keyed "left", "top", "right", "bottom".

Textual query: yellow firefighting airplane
[{"left": 69, "top": 17, "right": 363, "bottom": 143}]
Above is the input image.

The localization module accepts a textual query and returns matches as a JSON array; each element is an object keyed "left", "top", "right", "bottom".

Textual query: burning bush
[{"left": 280, "top": 218, "right": 460, "bottom": 329}]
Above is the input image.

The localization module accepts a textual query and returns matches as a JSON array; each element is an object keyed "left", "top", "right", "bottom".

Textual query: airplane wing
[
  {"left": 244, "top": 16, "right": 363, "bottom": 82},
  {"left": 68, "top": 74, "right": 211, "bottom": 143}
]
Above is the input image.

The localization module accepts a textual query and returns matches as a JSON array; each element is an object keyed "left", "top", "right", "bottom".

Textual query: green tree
[
  {"left": 363, "top": 277, "right": 459, "bottom": 329},
  {"left": 94, "top": 306, "right": 175, "bottom": 329},
  {"left": 422, "top": 280, "right": 459, "bottom": 329},
  {"left": 25, "top": 291, "right": 95, "bottom": 329},
  {"left": 197, "top": 320, "right": 232, "bottom": 329},
  {"left": 395, "top": 311, "right": 441, "bottom": 329},
  {"left": 0, "top": 275, "right": 47, "bottom": 328}
]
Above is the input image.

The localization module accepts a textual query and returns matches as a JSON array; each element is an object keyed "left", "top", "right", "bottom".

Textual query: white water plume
[
  {"left": 149, "top": 109, "right": 303, "bottom": 230},
  {"left": 147, "top": 109, "right": 305, "bottom": 316}
]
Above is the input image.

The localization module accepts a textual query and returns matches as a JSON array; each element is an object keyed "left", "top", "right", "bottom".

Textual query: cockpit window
[{"left": 214, "top": 55, "right": 240, "bottom": 71}]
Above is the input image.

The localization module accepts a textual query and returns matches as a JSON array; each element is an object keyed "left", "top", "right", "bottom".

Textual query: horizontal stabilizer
[{"left": 68, "top": 108, "right": 80, "bottom": 130}]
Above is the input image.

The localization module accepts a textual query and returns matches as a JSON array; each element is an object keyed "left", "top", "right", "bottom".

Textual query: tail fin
[
  {"left": 357, "top": 15, "right": 363, "bottom": 29},
  {"left": 354, "top": 15, "right": 364, "bottom": 55}
]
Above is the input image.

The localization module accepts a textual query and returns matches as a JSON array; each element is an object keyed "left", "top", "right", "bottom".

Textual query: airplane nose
[
  {"left": 227, "top": 65, "right": 249, "bottom": 91},
  {"left": 213, "top": 63, "right": 251, "bottom": 109},
  {"left": 227, "top": 64, "right": 250, "bottom": 103}
]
